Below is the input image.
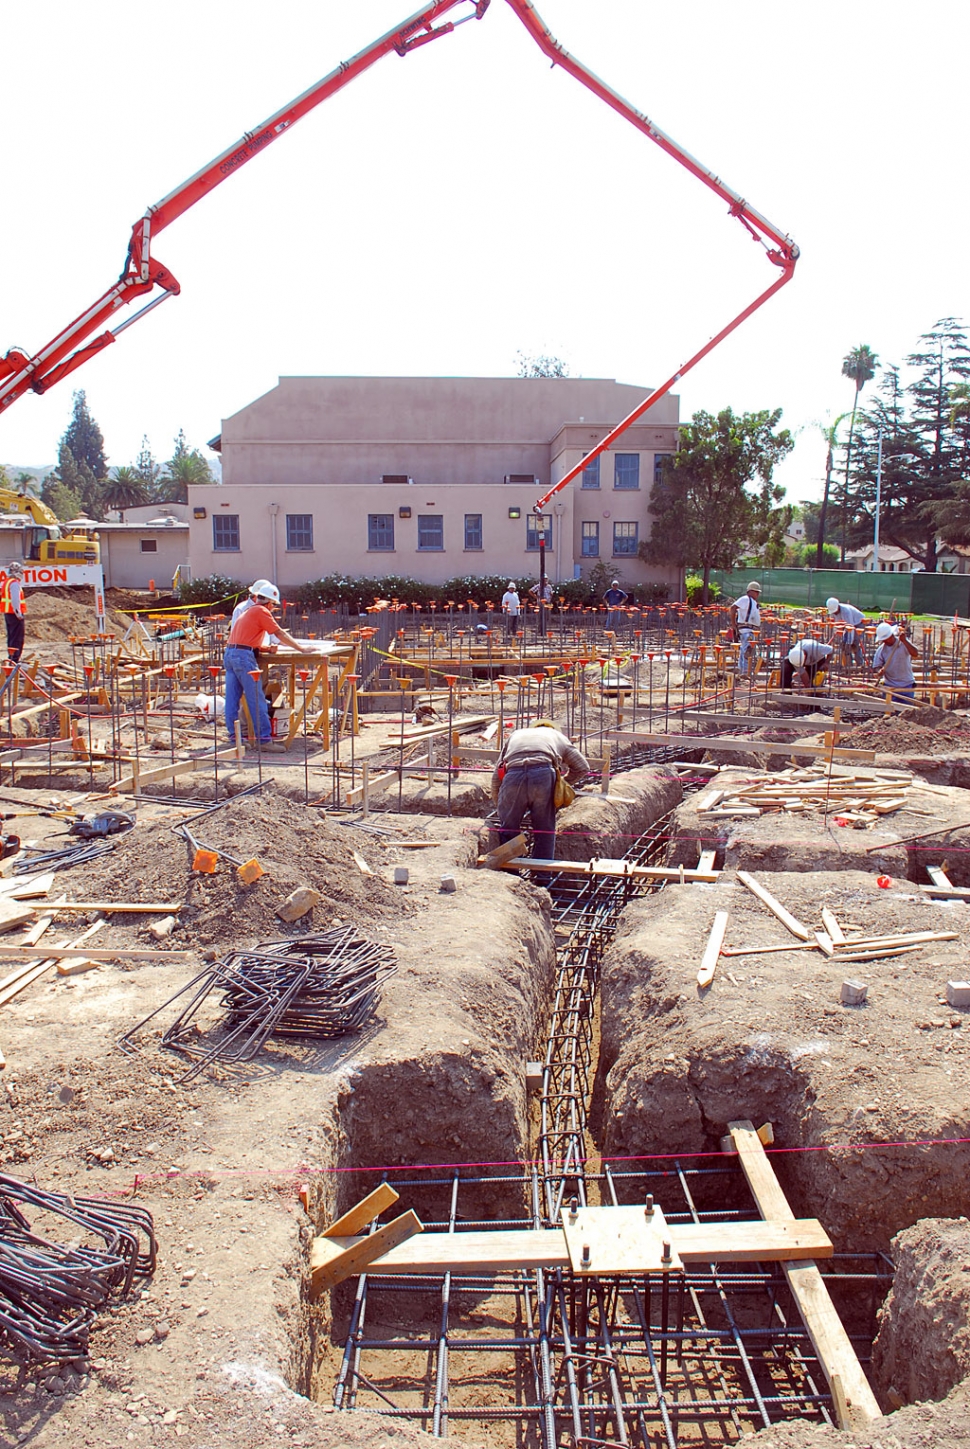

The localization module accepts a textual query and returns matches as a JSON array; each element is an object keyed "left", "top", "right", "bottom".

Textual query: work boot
[{"left": 249, "top": 740, "right": 287, "bottom": 755}]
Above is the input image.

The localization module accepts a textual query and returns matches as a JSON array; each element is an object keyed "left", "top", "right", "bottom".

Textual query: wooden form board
[
  {"left": 309, "top": 1216, "right": 832, "bottom": 1296},
  {"left": 111, "top": 745, "right": 242, "bottom": 795},
  {"left": 0, "top": 945, "right": 194, "bottom": 964},
  {"left": 698, "top": 911, "right": 729, "bottom": 988},
  {"left": 608, "top": 731, "right": 876, "bottom": 763},
  {"left": 726, "top": 1121, "right": 881, "bottom": 1429},
  {"left": 675, "top": 712, "right": 851, "bottom": 735},
  {"left": 736, "top": 871, "right": 811, "bottom": 941},
  {"left": 484, "top": 856, "right": 719, "bottom": 883}
]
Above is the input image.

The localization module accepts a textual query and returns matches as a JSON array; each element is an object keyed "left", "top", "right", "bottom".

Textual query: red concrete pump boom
[{"left": 0, "top": 0, "right": 798, "bottom": 509}]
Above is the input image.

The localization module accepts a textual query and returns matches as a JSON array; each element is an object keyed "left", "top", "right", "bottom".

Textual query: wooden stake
[
  {"left": 736, "top": 870, "right": 812, "bottom": 941},
  {"left": 697, "top": 911, "right": 729, "bottom": 988}
]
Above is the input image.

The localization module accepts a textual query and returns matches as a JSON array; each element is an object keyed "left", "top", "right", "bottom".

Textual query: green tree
[
  {"left": 63, "top": 390, "right": 108, "bottom": 480},
  {"left": 134, "top": 435, "right": 161, "bottom": 495},
  {"left": 813, "top": 413, "right": 848, "bottom": 565},
  {"left": 161, "top": 430, "right": 214, "bottom": 503},
  {"left": 43, "top": 442, "right": 104, "bottom": 519},
  {"left": 515, "top": 351, "right": 570, "bottom": 378},
  {"left": 838, "top": 345, "right": 879, "bottom": 561},
  {"left": 641, "top": 406, "right": 794, "bottom": 603},
  {"left": 43, "top": 478, "right": 84, "bottom": 521},
  {"left": 13, "top": 470, "right": 38, "bottom": 496},
  {"left": 104, "top": 465, "right": 148, "bottom": 519}
]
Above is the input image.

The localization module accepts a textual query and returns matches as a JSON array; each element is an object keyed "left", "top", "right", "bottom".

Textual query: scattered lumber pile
[{"left": 695, "top": 765, "right": 912, "bottom": 825}]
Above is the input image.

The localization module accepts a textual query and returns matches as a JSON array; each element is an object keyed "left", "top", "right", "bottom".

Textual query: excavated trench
[{"left": 288, "top": 751, "right": 970, "bottom": 1446}]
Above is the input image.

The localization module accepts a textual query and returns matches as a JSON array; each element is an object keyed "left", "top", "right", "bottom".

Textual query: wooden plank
[
  {"left": 0, "top": 899, "right": 35, "bottom": 935},
  {"left": 697, "top": 850, "right": 717, "bottom": 873},
  {"left": 308, "top": 1218, "right": 833, "bottom": 1282},
  {"left": 345, "top": 770, "right": 397, "bottom": 808},
  {"left": 836, "top": 930, "right": 958, "bottom": 950},
  {"left": 695, "top": 790, "right": 724, "bottom": 813},
  {"left": 111, "top": 744, "right": 242, "bottom": 795},
  {"left": 309, "top": 1209, "right": 424, "bottom": 1295},
  {"left": 609, "top": 731, "right": 876, "bottom": 763},
  {"left": 727, "top": 1120, "right": 881, "bottom": 1429},
  {"left": 323, "top": 1184, "right": 399, "bottom": 1239},
  {"left": 486, "top": 857, "right": 719, "bottom": 883},
  {"left": 721, "top": 942, "right": 819, "bottom": 958},
  {"left": 698, "top": 911, "right": 729, "bottom": 988},
  {"left": 24, "top": 901, "right": 181, "bottom": 914},
  {"left": 821, "top": 908, "right": 845, "bottom": 945},
  {"left": 0, "top": 945, "right": 194, "bottom": 964},
  {"left": 0, "top": 873, "right": 55, "bottom": 900},
  {"left": 480, "top": 834, "right": 528, "bottom": 870},
  {"left": 918, "top": 882, "right": 970, "bottom": 899},
  {"left": 677, "top": 712, "right": 852, "bottom": 735},
  {"left": 736, "top": 871, "right": 812, "bottom": 941}
]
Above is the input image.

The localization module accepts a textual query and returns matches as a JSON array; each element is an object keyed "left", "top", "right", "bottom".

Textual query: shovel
[{"left": 179, "top": 825, "right": 264, "bottom": 884}]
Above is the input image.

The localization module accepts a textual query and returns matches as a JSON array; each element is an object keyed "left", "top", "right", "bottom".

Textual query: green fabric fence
[{"left": 711, "top": 568, "right": 910, "bottom": 612}]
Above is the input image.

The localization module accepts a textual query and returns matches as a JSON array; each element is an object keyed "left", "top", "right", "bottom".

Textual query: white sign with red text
[{"left": 0, "top": 564, "right": 107, "bottom": 633}]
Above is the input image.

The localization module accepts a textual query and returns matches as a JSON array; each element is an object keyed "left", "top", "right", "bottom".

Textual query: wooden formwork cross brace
[
  {"left": 309, "top": 1184, "right": 424, "bottom": 1296},
  {"left": 724, "top": 1119, "right": 882, "bottom": 1430}
]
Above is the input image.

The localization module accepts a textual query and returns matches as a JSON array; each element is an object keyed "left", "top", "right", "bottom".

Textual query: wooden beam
[
  {"left": 24, "top": 901, "right": 182, "bottom": 914},
  {"left": 675, "top": 712, "right": 852, "bottom": 735},
  {"left": 111, "top": 745, "right": 242, "bottom": 795},
  {"left": 698, "top": 911, "right": 729, "bottom": 988},
  {"left": 309, "top": 1209, "right": 424, "bottom": 1295},
  {"left": 736, "top": 871, "right": 812, "bottom": 941},
  {"left": 609, "top": 731, "right": 876, "bottom": 763},
  {"left": 727, "top": 1120, "right": 881, "bottom": 1429},
  {"left": 482, "top": 856, "right": 719, "bottom": 883},
  {"left": 480, "top": 834, "right": 528, "bottom": 870},
  {"left": 0, "top": 945, "right": 194, "bottom": 964},
  {"left": 324, "top": 1184, "right": 400, "bottom": 1239}
]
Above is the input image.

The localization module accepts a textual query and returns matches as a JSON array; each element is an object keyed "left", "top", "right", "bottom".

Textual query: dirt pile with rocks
[
  {"left": 838, "top": 713, "right": 970, "bottom": 756},
  {"left": 24, "top": 589, "right": 134, "bottom": 643},
  {"left": 50, "top": 783, "right": 406, "bottom": 948}
]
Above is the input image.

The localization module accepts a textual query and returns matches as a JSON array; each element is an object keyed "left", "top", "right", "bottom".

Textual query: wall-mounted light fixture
[
  {"left": 508, "top": 506, "right": 521, "bottom": 520},
  {"left": 399, "top": 506, "right": 412, "bottom": 519}
]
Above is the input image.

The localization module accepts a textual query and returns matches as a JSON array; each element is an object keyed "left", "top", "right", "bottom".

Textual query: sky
[{"left": 1, "top": 0, "right": 968, "bottom": 504}]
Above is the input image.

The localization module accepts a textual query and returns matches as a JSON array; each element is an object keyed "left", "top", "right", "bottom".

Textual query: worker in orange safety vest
[{"left": 1, "top": 561, "right": 27, "bottom": 663}]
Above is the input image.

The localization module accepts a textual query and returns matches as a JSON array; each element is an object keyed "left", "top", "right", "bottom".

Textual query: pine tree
[
  {"left": 62, "top": 390, "right": 108, "bottom": 480},
  {"left": 134, "top": 436, "right": 161, "bottom": 496}
]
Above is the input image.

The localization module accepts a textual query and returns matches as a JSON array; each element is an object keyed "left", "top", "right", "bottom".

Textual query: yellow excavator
[{"left": 0, "top": 489, "right": 99, "bottom": 564}]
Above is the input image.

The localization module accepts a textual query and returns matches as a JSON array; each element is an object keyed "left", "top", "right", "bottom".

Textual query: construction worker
[
  {"left": 230, "top": 579, "right": 273, "bottom": 626},
  {"left": 783, "top": 640, "right": 834, "bottom": 692},
  {"left": 825, "top": 597, "right": 866, "bottom": 668},
  {"left": 223, "top": 581, "right": 304, "bottom": 753},
  {"left": 729, "top": 580, "right": 761, "bottom": 676},
  {"left": 872, "top": 621, "right": 919, "bottom": 702},
  {"left": 501, "top": 582, "right": 521, "bottom": 639},
  {"left": 493, "top": 718, "right": 589, "bottom": 860},
  {"left": 603, "top": 579, "right": 628, "bottom": 631},
  {"left": 1, "top": 561, "right": 26, "bottom": 664}
]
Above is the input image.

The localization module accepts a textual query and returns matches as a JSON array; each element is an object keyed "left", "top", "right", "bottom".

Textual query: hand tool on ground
[{"left": 177, "top": 823, "right": 263, "bottom": 883}]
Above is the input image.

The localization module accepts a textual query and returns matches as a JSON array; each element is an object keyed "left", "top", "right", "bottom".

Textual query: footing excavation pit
[{"left": 304, "top": 799, "right": 891, "bottom": 1446}]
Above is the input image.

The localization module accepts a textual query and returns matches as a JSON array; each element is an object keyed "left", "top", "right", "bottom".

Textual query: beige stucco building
[{"left": 191, "top": 376, "right": 679, "bottom": 592}]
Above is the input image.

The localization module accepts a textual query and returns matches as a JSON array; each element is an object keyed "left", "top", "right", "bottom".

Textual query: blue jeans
[
  {"left": 224, "top": 645, "right": 271, "bottom": 743},
  {"left": 841, "top": 629, "right": 865, "bottom": 668},
  {"left": 498, "top": 763, "right": 558, "bottom": 860},
  {"left": 737, "top": 628, "right": 755, "bottom": 675}
]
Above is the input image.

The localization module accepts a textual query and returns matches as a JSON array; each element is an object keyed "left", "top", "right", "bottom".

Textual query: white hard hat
[
  {"left": 875, "top": 622, "right": 897, "bottom": 643},
  {"left": 788, "top": 646, "right": 805, "bottom": 668},
  {"left": 746, "top": 580, "right": 762, "bottom": 592},
  {"left": 254, "top": 581, "right": 281, "bottom": 606},
  {"left": 249, "top": 577, "right": 272, "bottom": 597},
  {"left": 825, "top": 597, "right": 840, "bottom": 614}
]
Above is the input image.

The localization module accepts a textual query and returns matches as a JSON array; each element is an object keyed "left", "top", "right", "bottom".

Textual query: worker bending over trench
[{"left": 493, "top": 719, "right": 589, "bottom": 860}]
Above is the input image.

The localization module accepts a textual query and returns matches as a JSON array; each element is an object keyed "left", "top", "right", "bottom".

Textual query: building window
[
  {"left": 614, "top": 454, "right": 640, "bottom": 489},
  {"left": 526, "top": 514, "right": 553, "bottom": 551},
  {"left": 653, "top": 453, "right": 673, "bottom": 486},
  {"left": 418, "top": 514, "right": 444, "bottom": 550},
  {"left": 213, "top": 515, "right": 240, "bottom": 551},
  {"left": 140, "top": 539, "right": 158, "bottom": 553},
  {"left": 581, "top": 521, "right": 599, "bottom": 557},
  {"left": 464, "top": 514, "right": 483, "bottom": 550},
  {"left": 613, "top": 521, "right": 639, "bottom": 556},
  {"left": 368, "top": 514, "right": 395, "bottom": 551},
  {"left": 285, "top": 514, "right": 313, "bottom": 551},
  {"left": 581, "top": 456, "right": 600, "bottom": 489}
]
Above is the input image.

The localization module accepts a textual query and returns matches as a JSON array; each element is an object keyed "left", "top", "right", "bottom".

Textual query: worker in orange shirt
[
  {"left": 224, "top": 580, "right": 303, "bottom": 753},
  {"left": 1, "top": 562, "right": 27, "bottom": 663}
]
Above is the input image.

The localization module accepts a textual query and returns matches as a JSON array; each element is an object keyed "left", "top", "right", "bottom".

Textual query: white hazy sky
[{"left": 2, "top": 0, "right": 968, "bottom": 503}]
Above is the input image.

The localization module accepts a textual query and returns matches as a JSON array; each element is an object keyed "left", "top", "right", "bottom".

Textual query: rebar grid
[{"left": 331, "top": 761, "right": 888, "bottom": 1446}]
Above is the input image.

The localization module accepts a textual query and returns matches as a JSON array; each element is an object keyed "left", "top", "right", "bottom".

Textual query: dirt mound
[
  {"left": 24, "top": 589, "right": 134, "bottom": 642},
  {"left": 837, "top": 714, "right": 970, "bottom": 755},
  {"left": 50, "top": 783, "right": 407, "bottom": 948}
]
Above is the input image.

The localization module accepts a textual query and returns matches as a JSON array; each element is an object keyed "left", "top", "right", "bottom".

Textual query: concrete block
[
  {"left": 525, "top": 1061, "right": 544, "bottom": 1093},
  {"left": 393, "top": 866, "right": 409, "bottom": 885},
  {"left": 439, "top": 874, "right": 457, "bottom": 893},
  {"left": 841, "top": 979, "right": 869, "bottom": 1007},
  {"left": 946, "top": 980, "right": 970, "bottom": 1009}
]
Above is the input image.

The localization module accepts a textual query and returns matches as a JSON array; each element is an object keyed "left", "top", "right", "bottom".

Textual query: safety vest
[{"left": 0, "top": 578, "right": 26, "bottom": 616}]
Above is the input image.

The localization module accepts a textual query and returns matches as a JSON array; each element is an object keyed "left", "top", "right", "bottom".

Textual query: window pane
[
  {"left": 368, "top": 513, "right": 395, "bottom": 551},
  {"left": 285, "top": 513, "right": 313, "bottom": 551},
  {"left": 614, "top": 454, "right": 640, "bottom": 490},
  {"left": 653, "top": 453, "right": 672, "bottom": 486},
  {"left": 581, "top": 456, "right": 600, "bottom": 489},
  {"left": 418, "top": 514, "right": 444, "bottom": 550},
  {"left": 581, "top": 521, "right": 599, "bottom": 557},
  {"left": 213, "top": 515, "right": 240, "bottom": 551},
  {"left": 464, "top": 513, "right": 483, "bottom": 550},
  {"left": 613, "top": 521, "right": 639, "bottom": 555},
  {"left": 526, "top": 514, "right": 553, "bottom": 551},
  {"left": 140, "top": 539, "right": 158, "bottom": 553}
]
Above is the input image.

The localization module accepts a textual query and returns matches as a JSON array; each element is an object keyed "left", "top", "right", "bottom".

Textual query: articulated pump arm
[{"left": 0, "top": 0, "right": 797, "bottom": 455}]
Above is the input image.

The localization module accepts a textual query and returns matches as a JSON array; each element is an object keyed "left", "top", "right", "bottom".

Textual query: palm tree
[
  {"left": 814, "top": 414, "right": 849, "bottom": 567},
  {"left": 162, "top": 451, "right": 213, "bottom": 505},
  {"left": 103, "top": 465, "right": 148, "bottom": 520},
  {"left": 14, "top": 470, "right": 38, "bottom": 496},
  {"left": 839, "top": 344, "right": 879, "bottom": 562}
]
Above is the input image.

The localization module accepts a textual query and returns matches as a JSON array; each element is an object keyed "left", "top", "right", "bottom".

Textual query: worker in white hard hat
[
  {"left": 825, "top": 596, "right": 866, "bottom": 669},
  {"left": 729, "top": 580, "right": 762, "bottom": 677},
  {"left": 230, "top": 578, "right": 273, "bottom": 626},
  {"left": 501, "top": 582, "right": 521, "bottom": 639},
  {"left": 872, "top": 621, "right": 919, "bottom": 702},
  {"left": 223, "top": 580, "right": 302, "bottom": 753},
  {"left": 783, "top": 639, "right": 834, "bottom": 692}
]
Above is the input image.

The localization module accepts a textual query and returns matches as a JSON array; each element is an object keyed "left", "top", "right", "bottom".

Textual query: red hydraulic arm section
[{"left": 0, "top": 0, "right": 797, "bottom": 473}]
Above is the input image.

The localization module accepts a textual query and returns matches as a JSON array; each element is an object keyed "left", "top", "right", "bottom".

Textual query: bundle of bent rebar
[
  {"left": 120, "top": 926, "right": 396, "bottom": 1081},
  {"left": 0, "top": 1175, "right": 156, "bottom": 1370}
]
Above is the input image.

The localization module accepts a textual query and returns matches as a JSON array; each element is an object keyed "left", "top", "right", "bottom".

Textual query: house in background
[{"left": 190, "top": 376, "right": 680, "bottom": 592}]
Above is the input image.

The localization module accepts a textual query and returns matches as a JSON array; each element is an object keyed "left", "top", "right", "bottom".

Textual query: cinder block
[
  {"left": 525, "top": 1061, "right": 544, "bottom": 1093},
  {"left": 946, "top": 980, "right": 970, "bottom": 1009},
  {"left": 393, "top": 866, "right": 409, "bottom": 885},
  {"left": 439, "top": 874, "right": 457, "bottom": 893},
  {"left": 840, "top": 979, "right": 868, "bottom": 1007}
]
